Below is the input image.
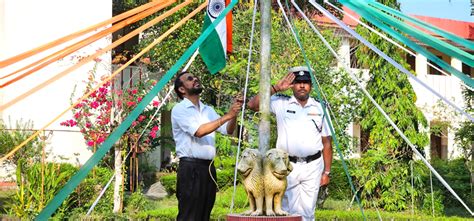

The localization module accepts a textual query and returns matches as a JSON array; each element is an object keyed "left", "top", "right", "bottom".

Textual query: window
[
  {"left": 462, "top": 62, "right": 473, "bottom": 77},
  {"left": 430, "top": 122, "right": 448, "bottom": 160},
  {"left": 428, "top": 55, "right": 447, "bottom": 76},
  {"left": 406, "top": 53, "right": 416, "bottom": 71}
]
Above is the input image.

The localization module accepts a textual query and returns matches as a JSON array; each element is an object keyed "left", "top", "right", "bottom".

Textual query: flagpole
[{"left": 258, "top": 0, "right": 271, "bottom": 154}]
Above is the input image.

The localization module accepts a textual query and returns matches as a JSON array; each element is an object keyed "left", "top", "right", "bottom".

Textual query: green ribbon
[
  {"left": 340, "top": 0, "right": 474, "bottom": 89},
  {"left": 35, "top": 1, "right": 238, "bottom": 219},
  {"left": 349, "top": 0, "right": 473, "bottom": 67},
  {"left": 369, "top": 0, "right": 474, "bottom": 51}
]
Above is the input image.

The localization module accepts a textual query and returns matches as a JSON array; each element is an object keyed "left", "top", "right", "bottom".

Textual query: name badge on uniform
[
  {"left": 286, "top": 110, "right": 296, "bottom": 114},
  {"left": 308, "top": 112, "right": 321, "bottom": 116}
]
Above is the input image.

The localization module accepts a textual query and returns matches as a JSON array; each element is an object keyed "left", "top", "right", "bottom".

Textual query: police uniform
[{"left": 271, "top": 66, "right": 331, "bottom": 221}]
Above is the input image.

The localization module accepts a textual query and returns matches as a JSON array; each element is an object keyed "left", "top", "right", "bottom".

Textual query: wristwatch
[{"left": 323, "top": 171, "right": 331, "bottom": 177}]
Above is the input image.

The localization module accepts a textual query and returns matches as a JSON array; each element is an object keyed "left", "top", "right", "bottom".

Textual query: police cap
[{"left": 289, "top": 66, "right": 313, "bottom": 83}]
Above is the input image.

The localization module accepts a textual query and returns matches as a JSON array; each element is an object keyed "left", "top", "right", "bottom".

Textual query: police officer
[{"left": 248, "top": 66, "right": 333, "bottom": 221}]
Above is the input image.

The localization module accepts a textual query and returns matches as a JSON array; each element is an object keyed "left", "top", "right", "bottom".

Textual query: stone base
[{"left": 227, "top": 214, "right": 302, "bottom": 221}]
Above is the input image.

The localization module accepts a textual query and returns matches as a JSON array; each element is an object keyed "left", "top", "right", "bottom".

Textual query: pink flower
[
  {"left": 138, "top": 115, "right": 146, "bottom": 122},
  {"left": 74, "top": 112, "right": 81, "bottom": 119},
  {"left": 132, "top": 121, "right": 138, "bottom": 127},
  {"left": 90, "top": 101, "right": 99, "bottom": 109},
  {"left": 87, "top": 140, "right": 95, "bottom": 147},
  {"left": 131, "top": 89, "right": 138, "bottom": 95},
  {"left": 97, "top": 136, "right": 105, "bottom": 144},
  {"left": 150, "top": 130, "right": 157, "bottom": 139},
  {"left": 68, "top": 119, "right": 77, "bottom": 127},
  {"left": 74, "top": 103, "right": 83, "bottom": 109},
  {"left": 138, "top": 97, "right": 142, "bottom": 102},
  {"left": 153, "top": 100, "right": 160, "bottom": 107},
  {"left": 152, "top": 126, "right": 159, "bottom": 131},
  {"left": 126, "top": 101, "right": 136, "bottom": 107},
  {"left": 99, "top": 87, "right": 108, "bottom": 94},
  {"left": 86, "top": 122, "right": 92, "bottom": 128}
]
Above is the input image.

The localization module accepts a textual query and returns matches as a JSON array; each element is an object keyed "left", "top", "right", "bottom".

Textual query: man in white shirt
[
  {"left": 171, "top": 71, "right": 242, "bottom": 221},
  {"left": 248, "top": 66, "right": 333, "bottom": 221}
]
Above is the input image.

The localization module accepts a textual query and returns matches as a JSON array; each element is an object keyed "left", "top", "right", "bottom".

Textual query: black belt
[
  {"left": 289, "top": 151, "right": 321, "bottom": 163},
  {"left": 179, "top": 157, "right": 213, "bottom": 165}
]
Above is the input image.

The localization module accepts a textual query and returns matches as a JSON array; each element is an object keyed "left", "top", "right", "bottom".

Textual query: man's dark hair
[{"left": 174, "top": 71, "right": 188, "bottom": 99}]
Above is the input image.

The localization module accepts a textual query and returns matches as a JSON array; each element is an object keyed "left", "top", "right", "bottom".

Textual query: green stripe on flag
[
  {"left": 200, "top": 14, "right": 226, "bottom": 74},
  {"left": 35, "top": 0, "right": 238, "bottom": 219}
]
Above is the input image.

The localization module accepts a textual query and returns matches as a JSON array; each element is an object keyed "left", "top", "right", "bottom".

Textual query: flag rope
[{"left": 229, "top": 0, "right": 258, "bottom": 213}]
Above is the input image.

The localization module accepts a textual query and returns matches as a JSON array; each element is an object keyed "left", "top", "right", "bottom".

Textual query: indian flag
[{"left": 199, "top": 0, "right": 232, "bottom": 74}]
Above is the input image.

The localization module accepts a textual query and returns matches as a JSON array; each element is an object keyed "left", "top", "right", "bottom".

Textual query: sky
[{"left": 398, "top": 0, "right": 473, "bottom": 22}]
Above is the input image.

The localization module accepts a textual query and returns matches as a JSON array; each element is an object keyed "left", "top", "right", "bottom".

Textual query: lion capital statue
[{"left": 237, "top": 148, "right": 293, "bottom": 216}]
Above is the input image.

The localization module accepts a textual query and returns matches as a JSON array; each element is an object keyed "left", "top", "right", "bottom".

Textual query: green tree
[
  {"left": 455, "top": 87, "right": 473, "bottom": 209},
  {"left": 0, "top": 119, "right": 42, "bottom": 166},
  {"left": 353, "top": 0, "right": 429, "bottom": 211},
  {"left": 455, "top": 88, "right": 474, "bottom": 162}
]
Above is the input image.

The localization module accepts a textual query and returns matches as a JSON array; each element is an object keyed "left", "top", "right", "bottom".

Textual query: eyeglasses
[{"left": 185, "top": 75, "right": 197, "bottom": 81}]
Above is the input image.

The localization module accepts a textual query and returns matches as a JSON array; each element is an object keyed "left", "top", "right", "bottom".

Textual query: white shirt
[
  {"left": 171, "top": 98, "right": 229, "bottom": 160},
  {"left": 270, "top": 94, "right": 331, "bottom": 157}
]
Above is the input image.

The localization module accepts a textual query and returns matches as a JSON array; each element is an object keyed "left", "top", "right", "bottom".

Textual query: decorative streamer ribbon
[
  {"left": 368, "top": 0, "right": 474, "bottom": 51},
  {"left": 324, "top": 0, "right": 473, "bottom": 92},
  {"left": 0, "top": 0, "right": 188, "bottom": 163},
  {"left": 309, "top": 0, "right": 474, "bottom": 216},
  {"left": 0, "top": 0, "right": 182, "bottom": 111},
  {"left": 35, "top": 1, "right": 237, "bottom": 219},
  {"left": 0, "top": 0, "right": 172, "bottom": 86},
  {"left": 319, "top": 0, "right": 474, "bottom": 123},
  {"left": 351, "top": 0, "right": 473, "bottom": 67},
  {"left": 0, "top": 0, "right": 162, "bottom": 69},
  {"left": 339, "top": 0, "right": 474, "bottom": 89}
]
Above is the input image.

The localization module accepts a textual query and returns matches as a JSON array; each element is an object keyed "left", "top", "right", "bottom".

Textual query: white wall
[
  {"left": 411, "top": 53, "right": 466, "bottom": 159},
  {"left": 0, "top": 0, "right": 112, "bottom": 167},
  {"left": 339, "top": 38, "right": 468, "bottom": 159}
]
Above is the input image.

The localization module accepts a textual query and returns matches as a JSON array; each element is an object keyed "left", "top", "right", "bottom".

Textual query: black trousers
[{"left": 176, "top": 157, "right": 217, "bottom": 221}]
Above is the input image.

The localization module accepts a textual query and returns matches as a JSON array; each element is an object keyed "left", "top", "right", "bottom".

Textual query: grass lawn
[
  {"left": 0, "top": 189, "right": 15, "bottom": 213},
  {"left": 1, "top": 185, "right": 471, "bottom": 220},
  {"left": 132, "top": 185, "right": 472, "bottom": 220}
]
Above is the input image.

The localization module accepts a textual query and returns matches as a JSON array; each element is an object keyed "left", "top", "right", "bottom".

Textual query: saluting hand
[{"left": 275, "top": 73, "right": 295, "bottom": 92}]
